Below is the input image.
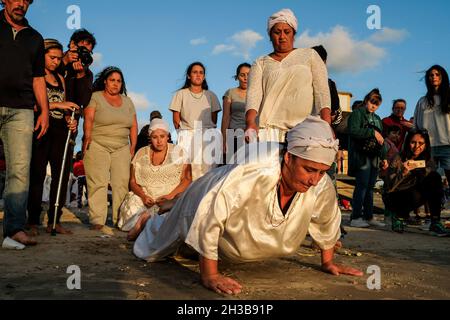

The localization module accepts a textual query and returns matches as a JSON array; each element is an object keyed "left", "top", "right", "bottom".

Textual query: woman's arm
[
  {"left": 156, "top": 164, "right": 192, "bottom": 207},
  {"left": 211, "top": 111, "right": 219, "bottom": 126},
  {"left": 221, "top": 97, "right": 232, "bottom": 152},
  {"left": 311, "top": 50, "right": 332, "bottom": 124},
  {"left": 83, "top": 107, "right": 95, "bottom": 155},
  {"left": 129, "top": 165, "right": 154, "bottom": 207},
  {"left": 348, "top": 109, "right": 374, "bottom": 139},
  {"left": 245, "top": 61, "right": 262, "bottom": 134},
  {"left": 129, "top": 115, "right": 138, "bottom": 158},
  {"left": 173, "top": 111, "right": 181, "bottom": 130}
]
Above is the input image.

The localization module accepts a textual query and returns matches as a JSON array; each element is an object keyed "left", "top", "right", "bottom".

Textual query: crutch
[{"left": 51, "top": 109, "right": 76, "bottom": 236}]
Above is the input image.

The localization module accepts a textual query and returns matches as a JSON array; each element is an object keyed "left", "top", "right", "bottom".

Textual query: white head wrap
[
  {"left": 267, "top": 8, "right": 298, "bottom": 35},
  {"left": 286, "top": 116, "right": 339, "bottom": 166},
  {"left": 148, "top": 118, "right": 170, "bottom": 135}
]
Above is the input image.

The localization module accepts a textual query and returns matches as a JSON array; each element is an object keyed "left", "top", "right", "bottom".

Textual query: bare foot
[
  {"left": 11, "top": 231, "right": 37, "bottom": 246},
  {"left": 90, "top": 224, "right": 104, "bottom": 231},
  {"left": 46, "top": 224, "right": 74, "bottom": 235},
  {"left": 335, "top": 240, "right": 343, "bottom": 251},
  {"left": 127, "top": 212, "right": 151, "bottom": 241},
  {"left": 27, "top": 225, "right": 40, "bottom": 237}
]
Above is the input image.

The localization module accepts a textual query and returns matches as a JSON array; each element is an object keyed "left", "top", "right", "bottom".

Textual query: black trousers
[
  {"left": 27, "top": 120, "right": 72, "bottom": 226},
  {"left": 384, "top": 171, "right": 443, "bottom": 221}
]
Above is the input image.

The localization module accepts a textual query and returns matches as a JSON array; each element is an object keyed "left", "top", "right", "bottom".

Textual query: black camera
[{"left": 76, "top": 46, "right": 93, "bottom": 66}]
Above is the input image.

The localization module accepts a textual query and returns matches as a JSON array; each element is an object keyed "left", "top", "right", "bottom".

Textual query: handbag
[{"left": 356, "top": 123, "right": 382, "bottom": 157}]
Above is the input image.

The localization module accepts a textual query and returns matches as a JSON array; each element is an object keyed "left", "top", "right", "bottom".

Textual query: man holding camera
[{"left": 61, "top": 28, "right": 96, "bottom": 111}]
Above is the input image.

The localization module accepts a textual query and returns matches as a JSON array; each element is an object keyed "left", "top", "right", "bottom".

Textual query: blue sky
[{"left": 27, "top": 0, "right": 450, "bottom": 148}]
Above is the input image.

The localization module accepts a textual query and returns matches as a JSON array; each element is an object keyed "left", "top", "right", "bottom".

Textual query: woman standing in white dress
[
  {"left": 245, "top": 8, "right": 331, "bottom": 143},
  {"left": 169, "top": 62, "right": 222, "bottom": 180},
  {"left": 118, "top": 119, "right": 191, "bottom": 240}
]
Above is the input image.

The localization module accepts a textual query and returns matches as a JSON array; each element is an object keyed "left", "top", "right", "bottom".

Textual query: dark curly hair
[
  {"left": 92, "top": 66, "right": 127, "bottom": 95},
  {"left": 69, "top": 28, "right": 97, "bottom": 50}
]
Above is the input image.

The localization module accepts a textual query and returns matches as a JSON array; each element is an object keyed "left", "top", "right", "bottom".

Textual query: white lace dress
[{"left": 118, "top": 144, "right": 184, "bottom": 231}]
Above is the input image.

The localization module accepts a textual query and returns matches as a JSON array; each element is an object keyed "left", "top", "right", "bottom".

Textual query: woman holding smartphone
[{"left": 382, "top": 129, "right": 448, "bottom": 236}]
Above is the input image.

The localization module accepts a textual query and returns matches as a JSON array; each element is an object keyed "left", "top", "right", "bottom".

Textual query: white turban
[
  {"left": 148, "top": 118, "right": 170, "bottom": 134},
  {"left": 267, "top": 8, "right": 298, "bottom": 35},
  {"left": 286, "top": 116, "right": 339, "bottom": 166}
]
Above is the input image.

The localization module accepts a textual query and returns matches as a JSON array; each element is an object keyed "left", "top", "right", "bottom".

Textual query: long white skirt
[
  {"left": 118, "top": 192, "right": 159, "bottom": 232},
  {"left": 177, "top": 128, "right": 221, "bottom": 181}
]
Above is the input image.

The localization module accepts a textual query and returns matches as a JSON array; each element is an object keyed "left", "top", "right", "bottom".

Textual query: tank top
[{"left": 46, "top": 72, "right": 66, "bottom": 128}]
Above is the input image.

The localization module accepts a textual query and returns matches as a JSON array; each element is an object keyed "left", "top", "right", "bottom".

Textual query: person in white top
[
  {"left": 245, "top": 8, "right": 331, "bottom": 143},
  {"left": 414, "top": 65, "right": 450, "bottom": 184},
  {"left": 169, "top": 62, "right": 222, "bottom": 180},
  {"left": 133, "top": 116, "right": 363, "bottom": 295},
  {"left": 118, "top": 118, "right": 192, "bottom": 241}
]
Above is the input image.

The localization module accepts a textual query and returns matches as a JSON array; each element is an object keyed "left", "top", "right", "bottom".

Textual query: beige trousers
[{"left": 84, "top": 141, "right": 131, "bottom": 226}]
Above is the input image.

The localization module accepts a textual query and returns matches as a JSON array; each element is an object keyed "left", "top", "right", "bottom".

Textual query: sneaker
[
  {"left": 366, "top": 219, "right": 386, "bottom": 227},
  {"left": 391, "top": 216, "right": 405, "bottom": 233},
  {"left": 350, "top": 218, "right": 370, "bottom": 228},
  {"left": 429, "top": 222, "right": 450, "bottom": 237},
  {"left": 2, "top": 237, "right": 26, "bottom": 250}
]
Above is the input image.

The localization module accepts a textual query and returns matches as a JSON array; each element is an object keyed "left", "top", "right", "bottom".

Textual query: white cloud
[
  {"left": 212, "top": 44, "right": 236, "bottom": 55},
  {"left": 128, "top": 91, "right": 151, "bottom": 110},
  {"left": 369, "top": 27, "right": 409, "bottom": 43},
  {"left": 296, "top": 25, "right": 386, "bottom": 74},
  {"left": 190, "top": 37, "right": 207, "bottom": 46},
  {"left": 92, "top": 52, "right": 103, "bottom": 69},
  {"left": 213, "top": 29, "right": 263, "bottom": 60}
]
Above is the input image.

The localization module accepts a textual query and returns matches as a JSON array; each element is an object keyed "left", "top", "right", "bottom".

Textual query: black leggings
[
  {"left": 27, "top": 120, "right": 72, "bottom": 226},
  {"left": 384, "top": 171, "right": 443, "bottom": 221}
]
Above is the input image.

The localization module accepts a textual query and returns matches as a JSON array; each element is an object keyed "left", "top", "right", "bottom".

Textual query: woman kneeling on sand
[{"left": 118, "top": 119, "right": 192, "bottom": 240}]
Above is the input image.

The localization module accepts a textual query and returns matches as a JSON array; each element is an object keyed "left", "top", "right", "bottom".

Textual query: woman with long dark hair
[
  {"left": 383, "top": 129, "right": 448, "bottom": 236},
  {"left": 169, "top": 62, "right": 221, "bottom": 180},
  {"left": 414, "top": 65, "right": 450, "bottom": 184}
]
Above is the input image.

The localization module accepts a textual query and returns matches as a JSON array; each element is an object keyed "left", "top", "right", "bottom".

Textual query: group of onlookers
[
  {"left": 347, "top": 65, "right": 450, "bottom": 236},
  {"left": 1, "top": 1, "right": 448, "bottom": 252}
]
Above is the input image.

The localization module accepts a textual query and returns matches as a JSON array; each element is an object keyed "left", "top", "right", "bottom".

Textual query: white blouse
[{"left": 246, "top": 48, "right": 331, "bottom": 131}]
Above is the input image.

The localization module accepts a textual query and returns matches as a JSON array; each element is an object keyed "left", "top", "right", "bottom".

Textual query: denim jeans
[
  {"left": 0, "top": 107, "right": 34, "bottom": 238},
  {"left": 351, "top": 157, "right": 379, "bottom": 221}
]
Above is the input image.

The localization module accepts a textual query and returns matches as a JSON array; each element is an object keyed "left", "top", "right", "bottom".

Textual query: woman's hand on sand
[
  {"left": 201, "top": 273, "right": 242, "bottom": 295},
  {"left": 322, "top": 262, "right": 364, "bottom": 277}
]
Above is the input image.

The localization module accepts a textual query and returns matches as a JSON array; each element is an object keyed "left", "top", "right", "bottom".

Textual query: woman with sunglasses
[
  {"left": 348, "top": 88, "right": 387, "bottom": 228},
  {"left": 414, "top": 65, "right": 450, "bottom": 187},
  {"left": 382, "top": 129, "right": 448, "bottom": 236}
]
